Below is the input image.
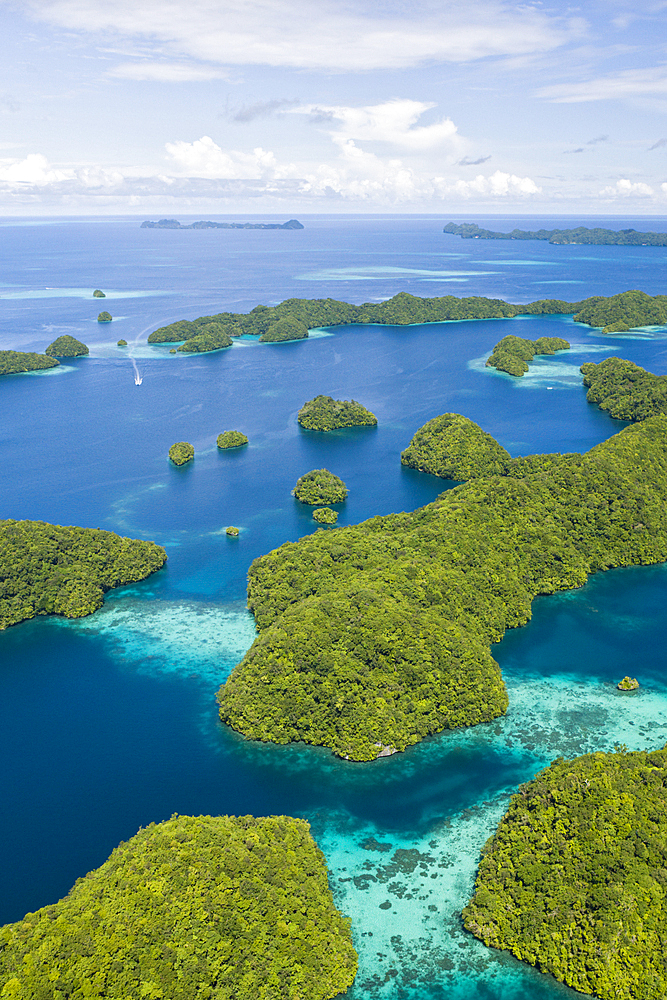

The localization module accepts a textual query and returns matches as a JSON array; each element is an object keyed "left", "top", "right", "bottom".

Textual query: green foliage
[
  {"left": 0, "top": 351, "right": 59, "bottom": 376},
  {"left": 97, "top": 312, "right": 113, "bottom": 324},
  {"left": 618, "top": 676, "right": 639, "bottom": 690},
  {"left": 313, "top": 507, "right": 338, "bottom": 524},
  {"left": 0, "top": 519, "right": 166, "bottom": 629},
  {"left": 218, "top": 416, "right": 667, "bottom": 760},
  {"left": 148, "top": 320, "right": 201, "bottom": 343},
  {"left": 293, "top": 469, "right": 348, "bottom": 504},
  {"left": 298, "top": 395, "right": 377, "bottom": 431},
  {"left": 0, "top": 814, "right": 358, "bottom": 1000},
  {"left": 574, "top": 290, "right": 667, "bottom": 333},
  {"left": 45, "top": 335, "right": 89, "bottom": 358},
  {"left": 444, "top": 221, "right": 667, "bottom": 246},
  {"left": 463, "top": 745, "right": 667, "bottom": 1000},
  {"left": 217, "top": 430, "right": 248, "bottom": 449},
  {"left": 260, "top": 316, "right": 309, "bottom": 343},
  {"left": 581, "top": 357, "right": 667, "bottom": 421},
  {"left": 169, "top": 442, "right": 194, "bottom": 466},
  {"left": 401, "top": 413, "right": 511, "bottom": 480},
  {"left": 117, "top": 339, "right": 127, "bottom": 347},
  {"left": 226, "top": 526, "right": 240, "bottom": 536},
  {"left": 486, "top": 334, "right": 570, "bottom": 377},
  {"left": 92, "top": 289, "right": 106, "bottom": 297},
  {"left": 177, "top": 322, "right": 234, "bottom": 353}
]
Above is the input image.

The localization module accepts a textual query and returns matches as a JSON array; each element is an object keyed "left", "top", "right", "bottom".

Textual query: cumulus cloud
[
  {"left": 439, "top": 170, "right": 541, "bottom": 198},
  {"left": 599, "top": 178, "right": 655, "bottom": 197},
  {"left": 538, "top": 68, "right": 667, "bottom": 103},
  {"left": 293, "top": 100, "right": 460, "bottom": 151},
  {"left": 165, "top": 136, "right": 280, "bottom": 179},
  {"left": 0, "top": 153, "right": 124, "bottom": 191},
  {"left": 25, "top": 0, "right": 579, "bottom": 73}
]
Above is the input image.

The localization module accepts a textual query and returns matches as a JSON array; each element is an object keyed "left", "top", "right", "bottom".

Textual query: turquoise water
[{"left": 2, "top": 214, "right": 667, "bottom": 998}]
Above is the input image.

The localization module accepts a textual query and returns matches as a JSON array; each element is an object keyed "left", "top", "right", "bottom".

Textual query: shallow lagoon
[{"left": 2, "top": 215, "right": 667, "bottom": 998}]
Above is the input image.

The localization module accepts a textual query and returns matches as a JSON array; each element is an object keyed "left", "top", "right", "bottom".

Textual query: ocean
[{"left": 1, "top": 213, "right": 667, "bottom": 998}]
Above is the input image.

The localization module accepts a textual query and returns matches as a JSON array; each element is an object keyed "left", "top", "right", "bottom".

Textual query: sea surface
[{"left": 2, "top": 213, "right": 667, "bottom": 998}]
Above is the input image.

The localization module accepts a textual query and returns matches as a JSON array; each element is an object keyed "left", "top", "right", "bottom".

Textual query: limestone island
[
  {"left": 169, "top": 441, "right": 194, "bottom": 466},
  {"left": 463, "top": 745, "right": 667, "bottom": 1000},
  {"left": 97, "top": 311, "right": 112, "bottom": 323},
  {"left": 217, "top": 430, "right": 248, "bottom": 449},
  {"left": 444, "top": 221, "right": 667, "bottom": 246},
  {"left": 45, "top": 335, "right": 89, "bottom": 358},
  {"left": 92, "top": 289, "right": 105, "bottom": 297},
  {"left": 313, "top": 507, "right": 338, "bottom": 524},
  {"left": 146, "top": 290, "right": 667, "bottom": 354},
  {"left": 217, "top": 404, "right": 667, "bottom": 761},
  {"left": 0, "top": 519, "right": 166, "bottom": 629},
  {"left": 298, "top": 395, "right": 378, "bottom": 431},
  {"left": 486, "top": 334, "right": 570, "bottom": 377},
  {"left": 117, "top": 339, "right": 127, "bottom": 347},
  {"left": 293, "top": 469, "right": 348, "bottom": 505},
  {"left": 0, "top": 350, "right": 59, "bottom": 376},
  {"left": 226, "top": 526, "right": 240, "bottom": 536},
  {"left": 581, "top": 357, "right": 667, "bottom": 421},
  {"left": 401, "top": 413, "right": 511, "bottom": 479},
  {"left": 0, "top": 814, "right": 358, "bottom": 1000},
  {"left": 618, "top": 675, "right": 639, "bottom": 690},
  {"left": 141, "top": 218, "right": 304, "bottom": 230}
]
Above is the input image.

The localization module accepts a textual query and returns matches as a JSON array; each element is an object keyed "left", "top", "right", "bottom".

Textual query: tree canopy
[
  {"left": 0, "top": 351, "right": 59, "bottom": 376},
  {"left": 169, "top": 442, "right": 194, "bottom": 466},
  {"left": 45, "top": 335, "right": 89, "bottom": 358},
  {"left": 293, "top": 469, "right": 348, "bottom": 504},
  {"left": 0, "top": 813, "right": 358, "bottom": 1000},
  {"left": 298, "top": 395, "right": 377, "bottom": 432},
  {"left": 401, "top": 413, "right": 511, "bottom": 479},
  {"left": 486, "top": 335, "right": 570, "bottom": 377},
  {"left": 217, "top": 431, "right": 248, "bottom": 449}
]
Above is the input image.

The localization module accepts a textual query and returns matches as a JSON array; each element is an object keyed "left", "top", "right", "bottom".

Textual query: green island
[
  {"left": 218, "top": 413, "right": 667, "bottom": 760},
  {"left": 581, "top": 357, "right": 667, "bottom": 421},
  {"left": 217, "top": 430, "right": 248, "bottom": 449},
  {"left": 178, "top": 322, "right": 233, "bottom": 353},
  {"left": 293, "top": 469, "right": 348, "bottom": 505},
  {"left": 169, "top": 442, "right": 194, "bottom": 466},
  {"left": 117, "top": 339, "right": 127, "bottom": 347},
  {"left": 93, "top": 289, "right": 106, "bottom": 297},
  {"left": 226, "top": 526, "right": 240, "bottom": 536},
  {"left": 298, "top": 395, "right": 378, "bottom": 431},
  {"left": 574, "top": 289, "right": 667, "bottom": 333},
  {"left": 0, "top": 519, "right": 166, "bottom": 629},
  {"left": 140, "top": 218, "right": 304, "bottom": 230},
  {"left": 444, "top": 221, "right": 667, "bottom": 246},
  {"left": 486, "top": 334, "right": 570, "bottom": 377},
  {"left": 618, "top": 675, "right": 639, "bottom": 690},
  {"left": 97, "top": 311, "right": 112, "bottom": 323},
  {"left": 0, "top": 350, "right": 59, "bottom": 376},
  {"left": 313, "top": 507, "right": 338, "bottom": 524},
  {"left": 401, "top": 414, "right": 511, "bottom": 479},
  {"left": 462, "top": 745, "right": 667, "bottom": 1000},
  {"left": 45, "top": 335, "right": 89, "bottom": 358},
  {"left": 0, "top": 813, "right": 357, "bottom": 1000}
]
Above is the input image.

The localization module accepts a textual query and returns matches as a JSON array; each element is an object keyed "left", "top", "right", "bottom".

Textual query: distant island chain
[{"left": 443, "top": 221, "right": 667, "bottom": 245}]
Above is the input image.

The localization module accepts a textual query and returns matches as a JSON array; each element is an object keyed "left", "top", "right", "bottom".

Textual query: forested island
[
  {"left": 217, "top": 430, "right": 248, "bottom": 449},
  {"left": 401, "top": 414, "right": 511, "bottom": 479},
  {"left": 444, "top": 221, "right": 667, "bottom": 246},
  {"left": 486, "top": 334, "right": 570, "bottom": 377},
  {"left": 0, "top": 350, "right": 59, "bottom": 376},
  {"left": 293, "top": 469, "right": 348, "bottom": 504},
  {"left": 0, "top": 814, "right": 357, "bottom": 1000},
  {"left": 217, "top": 414, "right": 667, "bottom": 760},
  {"left": 45, "top": 335, "right": 89, "bottom": 357},
  {"left": 463, "top": 745, "right": 667, "bottom": 1000},
  {"left": 0, "top": 520, "right": 166, "bottom": 629},
  {"left": 146, "top": 290, "right": 667, "bottom": 351},
  {"left": 169, "top": 442, "right": 194, "bottom": 466},
  {"left": 581, "top": 357, "right": 667, "bottom": 421},
  {"left": 298, "top": 395, "right": 378, "bottom": 431},
  {"left": 141, "top": 218, "right": 304, "bottom": 230}
]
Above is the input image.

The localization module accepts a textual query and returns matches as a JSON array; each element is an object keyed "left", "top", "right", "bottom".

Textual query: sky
[{"left": 2, "top": 0, "right": 667, "bottom": 215}]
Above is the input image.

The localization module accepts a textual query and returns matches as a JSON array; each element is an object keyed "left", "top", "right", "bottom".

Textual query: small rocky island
[
  {"left": 45, "top": 335, "right": 89, "bottom": 358},
  {"left": 617, "top": 675, "right": 639, "bottom": 690},
  {"left": 0, "top": 350, "right": 59, "bottom": 376},
  {"left": 313, "top": 507, "right": 338, "bottom": 524},
  {"left": 217, "top": 430, "right": 248, "bottom": 449},
  {"left": 463, "top": 745, "right": 667, "bottom": 1000},
  {"left": 117, "top": 339, "right": 127, "bottom": 347},
  {"left": 0, "top": 814, "right": 358, "bottom": 1000},
  {"left": 486, "top": 334, "right": 570, "bottom": 377},
  {"left": 401, "top": 413, "right": 511, "bottom": 479},
  {"left": 169, "top": 442, "right": 194, "bottom": 466},
  {"left": 97, "top": 311, "right": 112, "bottom": 323},
  {"left": 141, "top": 218, "right": 304, "bottom": 230},
  {"left": 293, "top": 469, "right": 348, "bottom": 504},
  {"left": 92, "top": 289, "right": 105, "bottom": 297},
  {"left": 298, "top": 395, "right": 378, "bottom": 431}
]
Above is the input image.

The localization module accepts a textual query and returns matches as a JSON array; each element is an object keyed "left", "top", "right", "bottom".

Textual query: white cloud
[
  {"left": 538, "top": 67, "right": 667, "bottom": 103},
  {"left": 110, "top": 62, "right": 229, "bottom": 82},
  {"left": 600, "top": 178, "right": 655, "bottom": 197},
  {"left": 438, "top": 170, "right": 541, "bottom": 197},
  {"left": 165, "top": 136, "right": 279, "bottom": 179},
  {"left": 293, "top": 100, "right": 459, "bottom": 151},
  {"left": 0, "top": 153, "right": 73, "bottom": 186},
  {"left": 25, "top": 0, "right": 579, "bottom": 72}
]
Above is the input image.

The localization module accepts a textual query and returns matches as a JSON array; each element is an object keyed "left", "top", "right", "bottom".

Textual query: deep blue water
[{"left": 2, "top": 214, "right": 667, "bottom": 998}]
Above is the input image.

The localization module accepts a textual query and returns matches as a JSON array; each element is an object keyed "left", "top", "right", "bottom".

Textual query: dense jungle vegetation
[
  {"left": 463, "top": 746, "right": 667, "bottom": 1000},
  {"left": 443, "top": 221, "right": 667, "bottom": 245},
  {"left": 0, "top": 350, "right": 59, "bottom": 376},
  {"left": 400, "top": 414, "right": 511, "bottom": 480},
  {"left": 217, "top": 430, "right": 248, "bottom": 449},
  {"left": 293, "top": 469, "right": 348, "bottom": 504},
  {"left": 169, "top": 442, "right": 194, "bottom": 465},
  {"left": 0, "top": 519, "right": 166, "bottom": 628},
  {"left": 177, "top": 322, "right": 233, "bottom": 353},
  {"left": 574, "top": 289, "right": 667, "bottom": 333},
  {"left": 581, "top": 357, "right": 667, "bottom": 421},
  {"left": 486, "top": 334, "right": 570, "bottom": 377},
  {"left": 313, "top": 507, "right": 338, "bottom": 524},
  {"left": 218, "top": 415, "right": 667, "bottom": 760},
  {"left": 298, "top": 395, "right": 378, "bottom": 431},
  {"left": 45, "top": 335, "right": 89, "bottom": 357},
  {"left": 0, "top": 813, "right": 358, "bottom": 1000}
]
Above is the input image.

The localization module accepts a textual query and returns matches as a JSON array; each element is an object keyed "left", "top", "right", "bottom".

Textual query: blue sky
[{"left": 2, "top": 0, "right": 667, "bottom": 214}]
